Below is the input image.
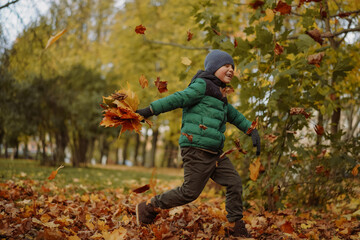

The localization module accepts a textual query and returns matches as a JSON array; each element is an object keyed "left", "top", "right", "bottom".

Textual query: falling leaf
[
  {"left": 306, "top": 29, "right": 323, "bottom": 45},
  {"left": 290, "top": 107, "right": 311, "bottom": 118},
  {"left": 181, "top": 57, "right": 192, "bottom": 66},
  {"left": 246, "top": 117, "right": 259, "bottom": 135},
  {"left": 274, "top": 42, "right": 284, "bottom": 55},
  {"left": 132, "top": 184, "right": 150, "bottom": 194},
  {"left": 45, "top": 29, "right": 67, "bottom": 49},
  {"left": 280, "top": 221, "right": 294, "bottom": 234},
  {"left": 274, "top": 1, "right": 292, "bottom": 15},
  {"left": 352, "top": 164, "right": 360, "bottom": 176},
  {"left": 234, "top": 38, "right": 238, "bottom": 48},
  {"left": 154, "top": 77, "right": 168, "bottom": 93},
  {"left": 135, "top": 24, "right": 146, "bottom": 34},
  {"left": 249, "top": 0, "right": 264, "bottom": 10},
  {"left": 139, "top": 74, "right": 148, "bottom": 88},
  {"left": 182, "top": 132, "right": 193, "bottom": 142},
  {"left": 263, "top": 8, "right": 275, "bottom": 22},
  {"left": 249, "top": 157, "right": 262, "bottom": 181},
  {"left": 307, "top": 52, "right": 325, "bottom": 67},
  {"left": 199, "top": 124, "right": 208, "bottom": 130},
  {"left": 48, "top": 165, "right": 64, "bottom": 180},
  {"left": 187, "top": 30, "right": 193, "bottom": 41},
  {"left": 314, "top": 125, "right": 324, "bottom": 135}
]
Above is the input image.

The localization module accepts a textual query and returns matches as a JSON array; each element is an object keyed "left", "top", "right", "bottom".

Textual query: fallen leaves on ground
[{"left": 1, "top": 179, "right": 359, "bottom": 239}]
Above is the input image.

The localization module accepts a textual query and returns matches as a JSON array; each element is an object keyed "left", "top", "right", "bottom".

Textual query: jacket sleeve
[
  {"left": 227, "top": 104, "right": 252, "bottom": 133},
  {"left": 150, "top": 78, "right": 206, "bottom": 115}
]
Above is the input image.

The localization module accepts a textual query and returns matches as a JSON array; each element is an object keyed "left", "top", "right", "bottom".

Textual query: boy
[{"left": 136, "top": 50, "right": 260, "bottom": 237}]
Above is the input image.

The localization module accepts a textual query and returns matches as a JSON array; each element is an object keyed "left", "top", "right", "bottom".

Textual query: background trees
[{"left": 0, "top": 0, "right": 359, "bottom": 209}]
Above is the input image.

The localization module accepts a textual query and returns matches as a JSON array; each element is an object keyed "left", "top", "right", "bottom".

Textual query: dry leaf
[
  {"left": 314, "top": 125, "right": 324, "bottom": 135},
  {"left": 181, "top": 57, "right": 192, "bottom": 66},
  {"left": 263, "top": 8, "right": 275, "bottom": 22},
  {"left": 132, "top": 184, "right": 150, "bottom": 194},
  {"left": 307, "top": 52, "right": 325, "bottom": 67},
  {"left": 155, "top": 77, "right": 168, "bottom": 93},
  {"left": 187, "top": 30, "right": 193, "bottom": 41},
  {"left": 246, "top": 117, "right": 259, "bottom": 135},
  {"left": 135, "top": 24, "right": 146, "bottom": 34},
  {"left": 199, "top": 124, "right": 208, "bottom": 130},
  {"left": 352, "top": 164, "right": 360, "bottom": 176},
  {"left": 48, "top": 165, "right": 64, "bottom": 180},
  {"left": 274, "top": 1, "right": 292, "bottom": 15},
  {"left": 280, "top": 221, "right": 294, "bottom": 234},
  {"left": 249, "top": 157, "right": 262, "bottom": 181},
  {"left": 306, "top": 29, "right": 323, "bottom": 45},
  {"left": 274, "top": 42, "right": 284, "bottom": 55},
  {"left": 182, "top": 132, "right": 193, "bottom": 142},
  {"left": 149, "top": 168, "right": 157, "bottom": 197},
  {"left": 290, "top": 107, "right": 311, "bottom": 118},
  {"left": 45, "top": 29, "right": 67, "bottom": 49},
  {"left": 139, "top": 74, "right": 148, "bottom": 88},
  {"left": 249, "top": 0, "right": 265, "bottom": 10}
]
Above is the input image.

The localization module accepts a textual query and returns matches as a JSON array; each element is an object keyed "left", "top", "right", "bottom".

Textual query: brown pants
[{"left": 152, "top": 147, "right": 244, "bottom": 222}]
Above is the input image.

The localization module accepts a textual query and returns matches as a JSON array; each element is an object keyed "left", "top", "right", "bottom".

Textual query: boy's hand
[
  {"left": 250, "top": 129, "right": 261, "bottom": 156},
  {"left": 136, "top": 106, "right": 153, "bottom": 119}
]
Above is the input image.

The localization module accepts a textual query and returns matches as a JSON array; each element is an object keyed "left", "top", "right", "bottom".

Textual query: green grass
[{"left": 0, "top": 158, "right": 181, "bottom": 193}]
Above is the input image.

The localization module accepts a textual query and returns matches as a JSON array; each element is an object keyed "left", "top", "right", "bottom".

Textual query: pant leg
[
  {"left": 211, "top": 156, "right": 244, "bottom": 222},
  {"left": 152, "top": 147, "right": 217, "bottom": 209}
]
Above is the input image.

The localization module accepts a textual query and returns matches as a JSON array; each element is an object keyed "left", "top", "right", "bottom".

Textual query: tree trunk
[
  {"left": 4, "top": 142, "right": 8, "bottom": 159},
  {"left": 122, "top": 134, "right": 130, "bottom": 165},
  {"left": 141, "top": 129, "right": 148, "bottom": 167},
  {"left": 149, "top": 128, "right": 159, "bottom": 168},
  {"left": 316, "top": 112, "right": 323, "bottom": 145},
  {"left": 133, "top": 134, "right": 141, "bottom": 166},
  {"left": 54, "top": 126, "right": 68, "bottom": 166}
]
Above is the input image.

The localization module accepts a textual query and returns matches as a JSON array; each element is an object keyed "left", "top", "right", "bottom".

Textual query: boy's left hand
[{"left": 250, "top": 129, "right": 261, "bottom": 156}]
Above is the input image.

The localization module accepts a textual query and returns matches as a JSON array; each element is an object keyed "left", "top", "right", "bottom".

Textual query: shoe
[
  {"left": 233, "top": 219, "right": 252, "bottom": 238},
  {"left": 136, "top": 201, "right": 159, "bottom": 225}
]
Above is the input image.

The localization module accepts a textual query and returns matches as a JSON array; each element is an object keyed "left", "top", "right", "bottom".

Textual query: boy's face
[{"left": 214, "top": 64, "right": 234, "bottom": 84}]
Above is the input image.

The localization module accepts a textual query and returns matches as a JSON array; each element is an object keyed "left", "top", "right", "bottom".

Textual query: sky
[{"left": 1, "top": 0, "right": 126, "bottom": 48}]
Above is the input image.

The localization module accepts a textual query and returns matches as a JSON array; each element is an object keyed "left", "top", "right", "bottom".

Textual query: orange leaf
[
  {"left": 48, "top": 165, "right": 64, "bottom": 180},
  {"left": 234, "top": 39, "right": 238, "bottom": 48},
  {"left": 199, "top": 124, "right": 208, "bottom": 130},
  {"left": 139, "top": 74, "right": 148, "bottom": 88},
  {"left": 280, "top": 221, "right": 294, "bottom": 234},
  {"left": 132, "top": 184, "right": 150, "bottom": 194},
  {"left": 352, "top": 164, "right": 360, "bottom": 176},
  {"left": 249, "top": 157, "right": 262, "bottom": 181},
  {"left": 220, "top": 139, "right": 247, "bottom": 158},
  {"left": 45, "top": 29, "right": 67, "bottom": 49},
  {"left": 246, "top": 117, "right": 259, "bottom": 135},
  {"left": 182, "top": 132, "right": 193, "bottom": 142},
  {"left": 274, "top": 1, "right": 292, "bottom": 15},
  {"left": 135, "top": 24, "right": 146, "bottom": 34},
  {"left": 212, "top": 28, "right": 221, "bottom": 36},
  {"left": 149, "top": 168, "right": 157, "bottom": 197},
  {"left": 155, "top": 77, "right": 168, "bottom": 93},
  {"left": 290, "top": 107, "right": 311, "bottom": 118},
  {"left": 187, "top": 30, "right": 193, "bottom": 41}
]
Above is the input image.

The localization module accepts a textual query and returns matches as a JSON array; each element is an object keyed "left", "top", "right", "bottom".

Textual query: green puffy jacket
[{"left": 150, "top": 71, "right": 251, "bottom": 152}]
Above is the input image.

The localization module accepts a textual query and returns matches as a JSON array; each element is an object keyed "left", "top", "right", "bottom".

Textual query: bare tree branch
[
  {"left": 287, "top": 27, "right": 360, "bottom": 40},
  {"left": 143, "top": 36, "right": 210, "bottom": 50},
  {"left": 0, "top": 0, "right": 20, "bottom": 10}
]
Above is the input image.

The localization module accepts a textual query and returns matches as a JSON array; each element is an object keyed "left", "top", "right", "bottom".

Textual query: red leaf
[
  {"left": 306, "top": 29, "right": 323, "bottom": 45},
  {"left": 274, "top": 1, "right": 291, "bottom": 15},
  {"left": 187, "top": 30, "right": 193, "bottom": 41},
  {"left": 274, "top": 42, "right": 284, "bottom": 55},
  {"left": 234, "top": 39, "right": 238, "bottom": 48},
  {"left": 135, "top": 24, "right": 146, "bottom": 34},
  {"left": 314, "top": 125, "right": 324, "bottom": 135},
  {"left": 182, "top": 132, "right": 193, "bottom": 142},
  {"left": 290, "top": 107, "right": 311, "bottom": 118},
  {"left": 249, "top": 0, "right": 264, "bottom": 10},
  {"left": 199, "top": 124, "right": 208, "bottom": 130},
  {"left": 48, "top": 165, "right": 64, "bottom": 180},
  {"left": 132, "top": 184, "right": 150, "bottom": 194},
  {"left": 338, "top": 12, "right": 351, "bottom": 18},
  {"left": 212, "top": 28, "right": 221, "bottom": 36},
  {"left": 155, "top": 77, "right": 168, "bottom": 93}
]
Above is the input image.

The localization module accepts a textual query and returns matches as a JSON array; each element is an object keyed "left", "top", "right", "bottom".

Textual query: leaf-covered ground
[{"left": 1, "top": 160, "right": 360, "bottom": 239}]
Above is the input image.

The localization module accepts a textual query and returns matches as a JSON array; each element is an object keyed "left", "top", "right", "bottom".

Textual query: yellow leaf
[
  {"left": 181, "top": 57, "right": 192, "bottom": 66},
  {"left": 47, "top": 165, "right": 64, "bottom": 180},
  {"left": 263, "top": 9, "right": 274, "bottom": 22},
  {"left": 286, "top": 54, "right": 296, "bottom": 61},
  {"left": 45, "top": 29, "right": 67, "bottom": 49},
  {"left": 68, "top": 235, "right": 81, "bottom": 240},
  {"left": 249, "top": 157, "right": 262, "bottom": 181},
  {"left": 86, "top": 222, "right": 95, "bottom": 231}
]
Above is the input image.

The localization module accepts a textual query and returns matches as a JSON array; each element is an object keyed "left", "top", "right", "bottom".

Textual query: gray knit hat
[{"left": 204, "top": 50, "right": 234, "bottom": 74}]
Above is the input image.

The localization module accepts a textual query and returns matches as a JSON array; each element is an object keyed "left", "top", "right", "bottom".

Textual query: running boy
[{"left": 136, "top": 49, "right": 260, "bottom": 237}]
